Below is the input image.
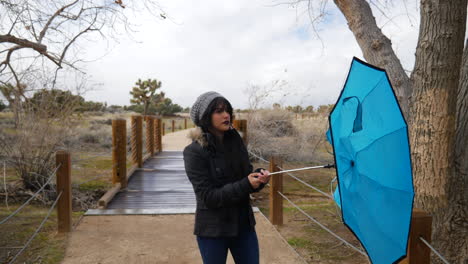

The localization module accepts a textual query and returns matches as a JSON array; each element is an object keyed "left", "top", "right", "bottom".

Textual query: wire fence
[
  {"left": 276, "top": 190, "right": 367, "bottom": 256},
  {"left": 6, "top": 191, "right": 63, "bottom": 264},
  {"left": 419, "top": 237, "right": 450, "bottom": 264},
  {"left": 249, "top": 151, "right": 451, "bottom": 264},
  {"left": 0, "top": 165, "right": 60, "bottom": 225}
]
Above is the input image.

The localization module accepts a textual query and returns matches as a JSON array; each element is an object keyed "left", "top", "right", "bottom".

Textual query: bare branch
[
  {"left": 38, "top": 0, "right": 79, "bottom": 43},
  {"left": 0, "top": 34, "right": 47, "bottom": 53}
]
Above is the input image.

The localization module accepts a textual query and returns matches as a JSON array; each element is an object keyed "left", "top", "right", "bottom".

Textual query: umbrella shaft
[{"left": 269, "top": 165, "right": 334, "bottom": 175}]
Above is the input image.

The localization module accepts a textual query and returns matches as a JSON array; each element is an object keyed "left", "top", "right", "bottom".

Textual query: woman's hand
[
  {"left": 248, "top": 169, "right": 271, "bottom": 189},
  {"left": 258, "top": 169, "right": 271, "bottom": 184}
]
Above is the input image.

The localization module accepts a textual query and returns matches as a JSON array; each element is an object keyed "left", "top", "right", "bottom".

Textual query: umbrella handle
[{"left": 343, "top": 96, "right": 363, "bottom": 132}]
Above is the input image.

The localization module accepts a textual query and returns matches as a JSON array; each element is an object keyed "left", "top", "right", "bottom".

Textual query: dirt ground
[
  {"left": 162, "top": 129, "right": 192, "bottom": 151},
  {"left": 62, "top": 212, "right": 306, "bottom": 264}
]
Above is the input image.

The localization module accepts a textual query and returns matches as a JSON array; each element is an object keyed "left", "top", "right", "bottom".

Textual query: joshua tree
[{"left": 130, "top": 78, "right": 163, "bottom": 116}]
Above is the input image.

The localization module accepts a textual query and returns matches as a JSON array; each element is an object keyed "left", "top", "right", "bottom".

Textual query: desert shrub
[{"left": 247, "top": 109, "right": 332, "bottom": 163}]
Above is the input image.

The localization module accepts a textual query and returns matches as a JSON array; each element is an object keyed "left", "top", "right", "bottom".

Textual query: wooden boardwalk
[
  {"left": 88, "top": 151, "right": 196, "bottom": 215},
  {"left": 108, "top": 151, "right": 194, "bottom": 209}
]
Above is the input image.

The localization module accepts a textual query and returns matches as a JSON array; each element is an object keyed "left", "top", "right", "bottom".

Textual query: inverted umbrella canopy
[{"left": 327, "top": 57, "right": 414, "bottom": 264}]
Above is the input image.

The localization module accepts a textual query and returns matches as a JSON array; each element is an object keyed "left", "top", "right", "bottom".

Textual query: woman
[{"left": 183, "top": 91, "right": 271, "bottom": 264}]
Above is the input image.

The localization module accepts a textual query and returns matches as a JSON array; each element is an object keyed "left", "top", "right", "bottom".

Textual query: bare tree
[
  {"left": 0, "top": 0, "right": 166, "bottom": 193},
  {"left": 0, "top": 1, "right": 165, "bottom": 119},
  {"left": 281, "top": 0, "right": 467, "bottom": 262}
]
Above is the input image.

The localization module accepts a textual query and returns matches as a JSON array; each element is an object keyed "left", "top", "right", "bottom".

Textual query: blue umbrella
[{"left": 326, "top": 57, "right": 414, "bottom": 264}]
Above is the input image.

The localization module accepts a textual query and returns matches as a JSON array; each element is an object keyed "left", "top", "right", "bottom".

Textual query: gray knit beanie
[{"left": 190, "top": 91, "right": 225, "bottom": 127}]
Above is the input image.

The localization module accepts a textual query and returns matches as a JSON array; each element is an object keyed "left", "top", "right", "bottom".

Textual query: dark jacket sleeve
[{"left": 183, "top": 144, "right": 255, "bottom": 209}]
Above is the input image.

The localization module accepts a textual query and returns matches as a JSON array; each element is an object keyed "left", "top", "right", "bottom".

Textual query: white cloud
[{"left": 81, "top": 0, "right": 420, "bottom": 109}]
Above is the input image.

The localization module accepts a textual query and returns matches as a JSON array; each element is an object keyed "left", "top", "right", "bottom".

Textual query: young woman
[{"left": 183, "top": 91, "right": 271, "bottom": 264}]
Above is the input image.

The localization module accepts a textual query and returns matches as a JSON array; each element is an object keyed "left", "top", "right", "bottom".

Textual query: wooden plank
[{"left": 56, "top": 151, "right": 72, "bottom": 233}]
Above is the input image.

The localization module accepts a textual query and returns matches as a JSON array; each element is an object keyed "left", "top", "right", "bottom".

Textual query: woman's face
[{"left": 210, "top": 104, "right": 231, "bottom": 133}]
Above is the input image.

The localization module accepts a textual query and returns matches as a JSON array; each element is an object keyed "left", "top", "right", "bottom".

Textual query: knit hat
[{"left": 190, "top": 91, "right": 224, "bottom": 126}]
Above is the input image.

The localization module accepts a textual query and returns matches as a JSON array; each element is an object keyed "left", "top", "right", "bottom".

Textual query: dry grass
[{"left": 0, "top": 204, "right": 84, "bottom": 264}]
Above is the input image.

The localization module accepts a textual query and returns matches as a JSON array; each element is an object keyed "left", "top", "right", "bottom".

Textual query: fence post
[
  {"left": 242, "top": 120, "right": 248, "bottom": 145},
  {"left": 154, "top": 118, "right": 162, "bottom": 152},
  {"left": 269, "top": 155, "right": 283, "bottom": 226},
  {"left": 56, "top": 151, "right": 71, "bottom": 233},
  {"left": 145, "top": 115, "right": 155, "bottom": 156},
  {"left": 162, "top": 122, "right": 166, "bottom": 136},
  {"left": 112, "top": 119, "right": 127, "bottom": 188},
  {"left": 184, "top": 118, "right": 187, "bottom": 129},
  {"left": 172, "top": 120, "right": 175, "bottom": 132},
  {"left": 400, "top": 209, "right": 432, "bottom": 264},
  {"left": 131, "top": 115, "right": 143, "bottom": 168},
  {"left": 233, "top": 119, "right": 248, "bottom": 145}
]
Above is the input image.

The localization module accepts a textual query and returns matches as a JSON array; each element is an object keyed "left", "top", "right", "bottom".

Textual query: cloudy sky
[{"left": 82, "top": 0, "right": 420, "bottom": 109}]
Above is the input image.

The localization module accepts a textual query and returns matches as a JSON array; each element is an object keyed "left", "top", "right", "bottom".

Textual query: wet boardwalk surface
[{"left": 107, "top": 151, "right": 196, "bottom": 212}]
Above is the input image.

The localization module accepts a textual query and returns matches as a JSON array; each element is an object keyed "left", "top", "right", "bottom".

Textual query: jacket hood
[{"left": 188, "top": 127, "right": 208, "bottom": 147}]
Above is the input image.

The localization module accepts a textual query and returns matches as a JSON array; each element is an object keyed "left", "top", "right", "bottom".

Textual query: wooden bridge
[{"left": 59, "top": 117, "right": 306, "bottom": 264}]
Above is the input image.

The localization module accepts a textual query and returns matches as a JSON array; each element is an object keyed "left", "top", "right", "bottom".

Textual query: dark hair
[{"left": 199, "top": 97, "right": 235, "bottom": 132}]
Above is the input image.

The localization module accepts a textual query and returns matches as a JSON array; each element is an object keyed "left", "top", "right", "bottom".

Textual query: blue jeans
[{"left": 196, "top": 229, "right": 259, "bottom": 264}]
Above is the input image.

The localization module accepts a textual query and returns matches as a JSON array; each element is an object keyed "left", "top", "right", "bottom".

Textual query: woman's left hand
[{"left": 258, "top": 169, "right": 271, "bottom": 184}]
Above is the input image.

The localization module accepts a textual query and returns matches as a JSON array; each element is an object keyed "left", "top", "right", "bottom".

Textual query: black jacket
[{"left": 183, "top": 127, "right": 265, "bottom": 237}]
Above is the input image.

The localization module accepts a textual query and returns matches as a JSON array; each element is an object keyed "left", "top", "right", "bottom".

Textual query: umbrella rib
[{"left": 354, "top": 126, "right": 408, "bottom": 155}]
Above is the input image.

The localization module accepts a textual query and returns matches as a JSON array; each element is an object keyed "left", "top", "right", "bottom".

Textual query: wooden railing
[{"left": 98, "top": 116, "right": 163, "bottom": 208}]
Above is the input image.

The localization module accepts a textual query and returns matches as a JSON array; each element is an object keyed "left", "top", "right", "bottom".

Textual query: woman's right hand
[{"left": 248, "top": 173, "right": 263, "bottom": 189}]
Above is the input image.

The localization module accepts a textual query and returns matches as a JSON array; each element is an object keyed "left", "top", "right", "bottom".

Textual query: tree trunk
[
  {"left": 409, "top": 0, "right": 467, "bottom": 263},
  {"left": 332, "top": 0, "right": 468, "bottom": 262},
  {"left": 441, "top": 39, "right": 468, "bottom": 263},
  {"left": 333, "top": 0, "right": 411, "bottom": 117}
]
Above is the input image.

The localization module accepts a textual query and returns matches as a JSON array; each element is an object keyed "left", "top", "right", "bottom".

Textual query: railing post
[
  {"left": 112, "top": 119, "right": 127, "bottom": 188},
  {"left": 269, "top": 155, "right": 283, "bottom": 226},
  {"left": 145, "top": 115, "right": 155, "bottom": 156},
  {"left": 184, "top": 118, "right": 187, "bottom": 129},
  {"left": 233, "top": 119, "right": 248, "bottom": 145},
  {"left": 400, "top": 209, "right": 432, "bottom": 264},
  {"left": 242, "top": 120, "right": 248, "bottom": 145},
  {"left": 131, "top": 115, "right": 143, "bottom": 168},
  {"left": 154, "top": 118, "right": 162, "bottom": 153},
  {"left": 172, "top": 120, "right": 175, "bottom": 132},
  {"left": 56, "top": 151, "right": 71, "bottom": 233}
]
